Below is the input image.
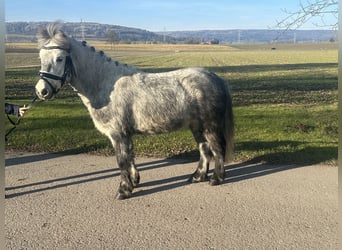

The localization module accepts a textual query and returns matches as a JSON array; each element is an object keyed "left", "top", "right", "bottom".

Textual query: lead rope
[{"left": 5, "top": 96, "right": 42, "bottom": 142}]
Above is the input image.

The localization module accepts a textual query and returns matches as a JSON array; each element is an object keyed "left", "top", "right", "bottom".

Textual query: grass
[{"left": 5, "top": 43, "right": 338, "bottom": 165}]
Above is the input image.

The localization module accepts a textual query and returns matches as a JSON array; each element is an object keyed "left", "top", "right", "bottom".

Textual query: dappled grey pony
[{"left": 35, "top": 24, "right": 234, "bottom": 199}]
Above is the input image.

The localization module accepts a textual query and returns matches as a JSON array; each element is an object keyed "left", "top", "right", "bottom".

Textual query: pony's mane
[
  {"left": 37, "top": 23, "right": 111, "bottom": 61},
  {"left": 37, "top": 23, "right": 139, "bottom": 77},
  {"left": 37, "top": 23, "right": 70, "bottom": 49}
]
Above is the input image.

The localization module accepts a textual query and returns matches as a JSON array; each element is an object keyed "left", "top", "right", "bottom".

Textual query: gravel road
[{"left": 5, "top": 151, "right": 337, "bottom": 249}]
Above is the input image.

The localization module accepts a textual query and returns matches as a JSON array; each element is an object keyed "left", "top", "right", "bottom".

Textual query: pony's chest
[{"left": 89, "top": 109, "right": 114, "bottom": 131}]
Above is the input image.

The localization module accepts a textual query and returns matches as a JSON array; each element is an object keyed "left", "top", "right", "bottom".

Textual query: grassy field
[{"left": 5, "top": 43, "right": 338, "bottom": 165}]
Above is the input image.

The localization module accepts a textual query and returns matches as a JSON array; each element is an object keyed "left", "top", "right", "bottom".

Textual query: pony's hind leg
[
  {"left": 210, "top": 153, "right": 225, "bottom": 185},
  {"left": 205, "top": 132, "right": 226, "bottom": 185},
  {"left": 189, "top": 127, "right": 211, "bottom": 183}
]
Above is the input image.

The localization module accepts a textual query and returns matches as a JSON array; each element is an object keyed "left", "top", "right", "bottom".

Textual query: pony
[{"left": 35, "top": 24, "right": 234, "bottom": 199}]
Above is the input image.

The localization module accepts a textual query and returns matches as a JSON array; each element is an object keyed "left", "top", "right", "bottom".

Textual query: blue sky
[{"left": 5, "top": 0, "right": 336, "bottom": 31}]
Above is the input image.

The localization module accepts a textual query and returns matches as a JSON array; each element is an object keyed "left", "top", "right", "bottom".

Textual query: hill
[
  {"left": 5, "top": 21, "right": 170, "bottom": 43},
  {"left": 5, "top": 21, "right": 337, "bottom": 44}
]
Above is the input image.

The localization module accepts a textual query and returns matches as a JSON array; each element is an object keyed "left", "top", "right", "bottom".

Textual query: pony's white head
[{"left": 35, "top": 24, "right": 74, "bottom": 100}]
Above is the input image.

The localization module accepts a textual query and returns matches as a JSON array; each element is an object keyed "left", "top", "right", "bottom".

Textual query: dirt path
[{"left": 5, "top": 151, "right": 337, "bottom": 249}]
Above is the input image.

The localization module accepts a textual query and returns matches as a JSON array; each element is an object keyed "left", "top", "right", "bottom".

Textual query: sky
[{"left": 5, "top": 0, "right": 336, "bottom": 31}]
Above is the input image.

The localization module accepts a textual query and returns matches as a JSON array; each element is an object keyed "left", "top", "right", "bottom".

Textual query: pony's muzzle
[{"left": 35, "top": 79, "right": 54, "bottom": 100}]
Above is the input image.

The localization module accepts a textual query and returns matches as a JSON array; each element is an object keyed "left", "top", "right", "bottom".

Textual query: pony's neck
[{"left": 68, "top": 39, "right": 140, "bottom": 109}]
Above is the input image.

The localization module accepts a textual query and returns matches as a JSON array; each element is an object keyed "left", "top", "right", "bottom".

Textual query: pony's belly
[{"left": 134, "top": 117, "right": 188, "bottom": 134}]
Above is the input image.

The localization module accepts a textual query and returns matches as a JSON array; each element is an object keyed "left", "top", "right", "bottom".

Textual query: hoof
[
  {"left": 116, "top": 191, "right": 132, "bottom": 200},
  {"left": 209, "top": 177, "right": 223, "bottom": 186},
  {"left": 117, "top": 178, "right": 134, "bottom": 200},
  {"left": 188, "top": 173, "right": 209, "bottom": 183}
]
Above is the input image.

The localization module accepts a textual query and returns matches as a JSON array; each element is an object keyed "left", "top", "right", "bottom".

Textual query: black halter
[{"left": 39, "top": 46, "right": 74, "bottom": 94}]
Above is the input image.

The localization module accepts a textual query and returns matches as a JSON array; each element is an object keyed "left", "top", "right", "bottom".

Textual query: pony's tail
[{"left": 224, "top": 83, "right": 234, "bottom": 163}]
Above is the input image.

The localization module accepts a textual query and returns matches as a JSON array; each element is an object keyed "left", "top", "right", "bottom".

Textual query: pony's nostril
[{"left": 41, "top": 89, "right": 48, "bottom": 96}]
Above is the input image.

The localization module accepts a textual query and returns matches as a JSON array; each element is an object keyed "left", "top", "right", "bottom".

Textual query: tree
[
  {"left": 107, "top": 30, "right": 119, "bottom": 50},
  {"left": 275, "top": 0, "right": 338, "bottom": 30},
  {"left": 211, "top": 39, "right": 220, "bottom": 45}
]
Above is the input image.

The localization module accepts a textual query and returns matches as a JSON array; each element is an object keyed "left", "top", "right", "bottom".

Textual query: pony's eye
[{"left": 56, "top": 57, "right": 63, "bottom": 63}]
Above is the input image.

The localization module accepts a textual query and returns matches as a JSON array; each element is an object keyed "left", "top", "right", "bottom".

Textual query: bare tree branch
[{"left": 275, "top": 0, "right": 338, "bottom": 31}]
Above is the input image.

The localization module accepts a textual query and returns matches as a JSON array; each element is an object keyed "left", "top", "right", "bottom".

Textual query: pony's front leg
[{"left": 112, "top": 135, "right": 140, "bottom": 200}]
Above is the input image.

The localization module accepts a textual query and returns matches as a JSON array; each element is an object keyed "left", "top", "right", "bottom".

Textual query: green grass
[{"left": 5, "top": 43, "right": 338, "bottom": 165}]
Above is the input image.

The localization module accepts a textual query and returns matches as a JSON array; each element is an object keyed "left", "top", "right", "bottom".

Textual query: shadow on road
[
  {"left": 5, "top": 147, "right": 113, "bottom": 167},
  {"left": 5, "top": 152, "right": 66, "bottom": 167},
  {"left": 5, "top": 157, "right": 190, "bottom": 199},
  {"left": 5, "top": 142, "right": 335, "bottom": 199},
  {"left": 132, "top": 162, "right": 303, "bottom": 198}
]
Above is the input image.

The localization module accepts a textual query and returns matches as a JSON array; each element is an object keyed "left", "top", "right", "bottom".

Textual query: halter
[{"left": 39, "top": 46, "right": 74, "bottom": 95}]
